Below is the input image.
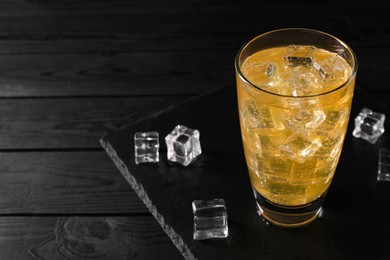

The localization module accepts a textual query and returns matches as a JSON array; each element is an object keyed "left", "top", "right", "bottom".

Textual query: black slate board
[{"left": 100, "top": 84, "right": 390, "bottom": 260}]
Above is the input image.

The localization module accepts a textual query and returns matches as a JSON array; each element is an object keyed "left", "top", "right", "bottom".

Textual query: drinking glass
[{"left": 235, "top": 28, "right": 357, "bottom": 227}]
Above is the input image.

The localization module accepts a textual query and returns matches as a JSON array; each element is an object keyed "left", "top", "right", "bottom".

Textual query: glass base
[{"left": 253, "top": 188, "right": 327, "bottom": 228}]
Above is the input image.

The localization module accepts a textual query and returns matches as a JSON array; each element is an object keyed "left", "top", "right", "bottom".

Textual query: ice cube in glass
[
  {"left": 283, "top": 45, "right": 314, "bottom": 68},
  {"left": 279, "top": 134, "right": 322, "bottom": 164},
  {"left": 241, "top": 61, "right": 276, "bottom": 86},
  {"left": 192, "top": 199, "right": 228, "bottom": 240},
  {"left": 313, "top": 54, "right": 348, "bottom": 83},
  {"left": 241, "top": 100, "right": 275, "bottom": 129}
]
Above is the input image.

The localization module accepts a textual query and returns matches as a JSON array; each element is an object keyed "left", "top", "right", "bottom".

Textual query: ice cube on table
[
  {"left": 192, "top": 199, "right": 228, "bottom": 240},
  {"left": 165, "top": 125, "right": 201, "bottom": 166},
  {"left": 352, "top": 108, "right": 386, "bottom": 144},
  {"left": 378, "top": 148, "right": 390, "bottom": 181},
  {"left": 283, "top": 45, "right": 314, "bottom": 68},
  {"left": 134, "top": 131, "right": 159, "bottom": 164}
]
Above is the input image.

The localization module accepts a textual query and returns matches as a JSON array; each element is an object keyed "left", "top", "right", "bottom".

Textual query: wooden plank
[
  {"left": 0, "top": 3, "right": 386, "bottom": 99},
  {"left": 370, "top": 93, "right": 390, "bottom": 107},
  {"left": 0, "top": 1, "right": 387, "bottom": 23},
  {"left": 0, "top": 1, "right": 380, "bottom": 16},
  {"left": 0, "top": 15, "right": 388, "bottom": 54},
  {"left": 0, "top": 74, "right": 384, "bottom": 151},
  {"left": 0, "top": 96, "right": 185, "bottom": 149},
  {"left": 0, "top": 216, "right": 183, "bottom": 260},
  {"left": 0, "top": 151, "right": 149, "bottom": 214},
  {"left": 0, "top": 51, "right": 231, "bottom": 97},
  {"left": 0, "top": 2, "right": 388, "bottom": 55},
  {"left": 0, "top": 48, "right": 388, "bottom": 98}
]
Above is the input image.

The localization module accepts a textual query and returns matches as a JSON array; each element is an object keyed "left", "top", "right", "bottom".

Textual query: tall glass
[{"left": 235, "top": 28, "right": 357, "bottom": 227}]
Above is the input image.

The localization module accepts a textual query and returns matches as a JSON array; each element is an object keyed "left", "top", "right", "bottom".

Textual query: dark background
[{"left": 0, "top": 1, "right": 389, "bottom": 259}]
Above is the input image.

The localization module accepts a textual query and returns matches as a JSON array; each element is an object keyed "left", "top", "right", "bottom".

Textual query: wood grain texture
[
  {"left": 0, "top": 216, "right": 182, "bottom": 260},
  {"left": 0, "top": 96, "right": 183, "bottom": 149},
  {"left": 0, "top": 0, "right": 388, "bottom": 259},
  {"left": 0, "top": 151, "right": 150, "bottom": 214},
  {"left": 0, "top": 52, "right": 231, "bottom": 97},
  {"left": 0, "top": 50, "right": 388, "bottom": 100},
  {"left": 0, "top": 1, "right": 388, "bottom": 100}
]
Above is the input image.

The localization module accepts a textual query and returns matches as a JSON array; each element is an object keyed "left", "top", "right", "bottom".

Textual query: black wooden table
[{"left": 0, "top": 1, "right": 389, "bottom": 259}]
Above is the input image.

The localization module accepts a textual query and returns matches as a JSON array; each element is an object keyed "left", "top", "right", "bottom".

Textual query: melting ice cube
[
  {"left": 192, "top": 199, "right": 228, "bottom": 240},
  {"left": 378, "top": 148, "right": 390, "bottom": 181},
  {"left": 352, "top": 108, "right": 386, "bottom": 144},
  {"left": 165, "top": 125, "right": 202, "bottom": 166},
  {"left": 134, "top": 131, "right": 159, "bottom": 164}
]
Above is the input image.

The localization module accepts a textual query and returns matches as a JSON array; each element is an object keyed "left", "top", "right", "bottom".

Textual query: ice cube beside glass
[
  {"left": 192, "top": 199, "right": 228, "bottom": 240},
  {"left": 165, "top": 125, "right": 202, "bottom": 166},
  {"left": 378, "top": 148, "right": 390, "bottom": 181},
  {"left": 352, "top": 108, "right": 385, "bottom": 144},
  {"left": 134, "top": 131, "right": 160, "bottom": 164}
]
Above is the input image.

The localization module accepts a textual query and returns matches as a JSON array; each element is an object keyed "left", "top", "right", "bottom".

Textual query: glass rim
[{"left": 234, "top": 28, "right": 358, "bottom": 98}]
